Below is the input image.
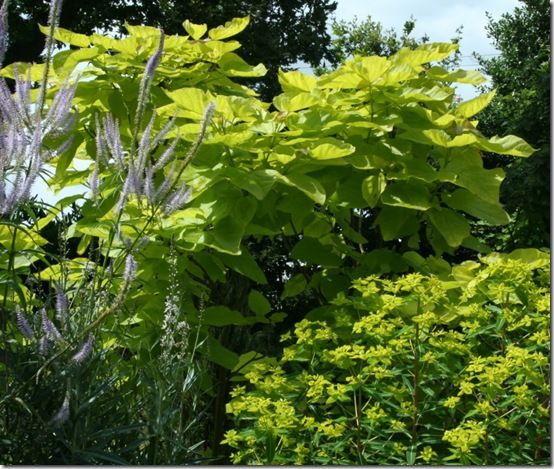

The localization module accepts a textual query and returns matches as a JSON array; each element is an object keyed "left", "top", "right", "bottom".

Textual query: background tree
[
  {"left": 475, "top": 0, "right": 550, "bottom": 249},
  {"left": 317, "top": 15, "right": 462, "bottom": 74},
  {"left": 4, "top": 0, "right": 337, "bottom": 100}
]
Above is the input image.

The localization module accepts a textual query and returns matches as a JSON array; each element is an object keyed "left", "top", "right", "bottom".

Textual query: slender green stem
[{"left": 411, "top": 319, "right": 420, "bottom": 445}]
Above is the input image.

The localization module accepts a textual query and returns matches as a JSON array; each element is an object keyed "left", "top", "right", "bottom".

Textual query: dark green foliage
[
  {"left": 475, "top": 0, "right": 550, "bottom": 249},
  {"left": 4, "top": 0, "right": 337, "bottom": 100}
]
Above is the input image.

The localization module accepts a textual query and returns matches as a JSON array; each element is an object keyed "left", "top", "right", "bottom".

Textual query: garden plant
[{"left": 0, "top": 0, "right": 548, "bottom": 464}]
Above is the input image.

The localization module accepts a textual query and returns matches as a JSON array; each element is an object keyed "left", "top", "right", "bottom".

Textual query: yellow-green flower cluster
[
  {"left": 442, "top": 420, "right": 486, "bottom": 453},
  {"left": 222, "top": 250, "right": 550, "bottom": 465}
]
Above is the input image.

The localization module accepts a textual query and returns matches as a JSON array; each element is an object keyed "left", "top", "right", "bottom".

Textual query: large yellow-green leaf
[
  {"left": 361, "top": 173, "right": 386, "bottom": 208},
  {"left": 281, "top": 273, "right": 307, "bottom": 300},
  {"left": 398, "top": 85, "right": 453, "bottom": 102},
  {"left": 219, "top": 53, "right": 267, "bottom": 77},
  {"left": 183, "top": 20, "right": 207, "bottom": 40},
  {"left": 309, "top": 139, "right": 355, "bottom": 160},
  {"left": 443, "top": 189, "right": 510, "bottom": 225},
  {"left": 0, "top": 62, "right": 45, "bottom": 81},
  {"left": 456, "top": 91, "right": 496, "bottom": 118},
  {"left": 427, "top": 67, "right": 487, "bottom": 85},
  {"left": 381, "top": 63, "right": 418, "bottom": 84},
  {"left": 381, "top": 180, "right": 433, "bottom": 211},
  {"left": 273, "top": 92, "right": 320, "bottom": 112},
  {"left": 208, "top": 17, "right": 250, "bottom": 40},
  {"left": 458, "top": 167, "right": 505, "bottom": 203},
  {"left": 291, "top": 238, "right": 342, "bottom": 267},
  {"left": 205, "top": 336, "right": 239, "bottom": 369},
  {"left": 54, "top": 47, "right": 101, "bottom": 77},
  {"left": 278, "top": 69, "right": 318, "bottom": 93},
  {"left": 427, "top": 207, "right": 470, "bottom": 247},
  {"left": 477, "top": 135, "right": 536, "bottom": 157},
  {"left": 203, "top": 197, "right": 257, "bottom": 254},
  {"left": 165, "top": 87, "right": 215, "bottom": 117},
  {"left": 376, "top": 206, "right": 420, "bottom": 241},
  {"left": 203, "top": 306, "right": 249, "bottom": 326},
  {"left": 395, "top": 42, "right": 458, "bottom": 67},
  {"left": 269, "top": 171, "right": 326, "bottom": 205},
  {"left": 0, "top": 224, "right": 48, "bottom": 250},
  {"left": 217, "top": 249, "right": 267, "bottom": 284},
  {"left": 352, "top": 56, "right": 390, "bottom": 83},
  {"left": 38, "top": 25, "right": 90, "bottom": 47},
  {"left": 318, "top": 69, "right": 364, "bottom": 89},
  {"left": 124, "top": 23, "right": 162, "bottom": 38},
  {"left": 223, "top": 168, "right": 276, "bottom": 200},
  {"left": 399, "top": 128, "right": 451, "bottom": 147}
]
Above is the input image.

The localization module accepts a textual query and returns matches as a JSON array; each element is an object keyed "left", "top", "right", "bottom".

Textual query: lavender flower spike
[
  {"left": 50, "top": 390, "right": 70, "bottom": 427},
  {"left": 123, "top": 254, "right": 137, "bottom": 284},
  {"left": 144, "top": 30, "right": 165, "bottom": 81},
  {"left": 15, "top": 305, "right": 34, "bottom": 339},
  {"left": 38, "top": 335, "right": 49, "bottom": 355},
  {"left": 71, "top": 334, "right": 93, "bottom": 364},
  {"left": 41, "top": 308, "right": 63, "bottom": 342},
  {"left": 134, "top": 30, "right": 165, "bottom": 139},
  {"left": 55, "top": 284, "right": 68, "bottom": 323}
]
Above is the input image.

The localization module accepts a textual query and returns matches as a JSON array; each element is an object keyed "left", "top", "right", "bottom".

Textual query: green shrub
[{"left": 223, "top": 249, "right": 550, "bottom": 465}]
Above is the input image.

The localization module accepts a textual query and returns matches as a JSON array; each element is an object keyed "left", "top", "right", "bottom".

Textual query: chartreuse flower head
[{"left": 223, "top": 251, "right": 550, "bottom": 465}]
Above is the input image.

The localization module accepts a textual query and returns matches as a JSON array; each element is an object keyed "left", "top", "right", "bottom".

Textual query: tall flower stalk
[{"left": 0, "top": 0, "right": 76, "bottom": 216}]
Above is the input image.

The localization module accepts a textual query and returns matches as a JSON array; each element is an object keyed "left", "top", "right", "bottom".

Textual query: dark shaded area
[
  {"left": 475, "top": 0, "right": 550, "bottom": 249},
  {"left": 4, "top": 0, "right": 337, "bottom": 101}
]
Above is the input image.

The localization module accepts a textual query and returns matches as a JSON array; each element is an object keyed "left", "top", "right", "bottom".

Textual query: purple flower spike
[
  {"left": 55, "top": 284, "right": 68, "bottom": 322},
  {"left": 123, "top": 254, "right": 137, "bottom": 284},
  {"left": 15, "top": 305, "right": 34, "bottom": 339},
  {"left": 41, "top": 308, "right": 63, "bottom": 342},
  {"left": 50, "top": 391, "right": 70, "bottom": 427},
  {"left": 38, "top": 335, "right": 49, "bottom": 355},
  {"left": 72, "top": 334, "right": 93, "bottom": 364},
  {"left": 144, "top": 30, "right": 165, "bottom": 82}
]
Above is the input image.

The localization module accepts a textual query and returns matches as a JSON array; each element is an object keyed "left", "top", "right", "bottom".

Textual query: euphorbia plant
[{"left": 223, "top": 249, "right": 550, "bottom": 465}]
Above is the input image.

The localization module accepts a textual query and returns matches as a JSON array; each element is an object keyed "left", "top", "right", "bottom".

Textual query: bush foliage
[{"left": 224, "top": 249, "right": 550, "bottom": 465}]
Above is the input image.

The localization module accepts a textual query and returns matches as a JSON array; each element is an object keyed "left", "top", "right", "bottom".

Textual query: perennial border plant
[{"left": 223, "top": 249, "right": 550, "bottom": 465}]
